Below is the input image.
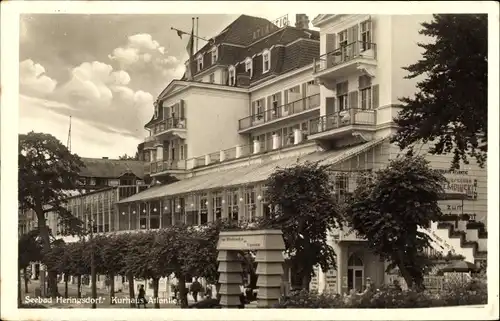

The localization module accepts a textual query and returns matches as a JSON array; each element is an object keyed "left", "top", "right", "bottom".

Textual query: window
[
  {"left": 200, "top": 193, "right": 208, "bottom": 224},
  {"left": 359, "top": 75, "right": 373, "bottom": 110},
  {"left": 228, "top": 66, "right": 236, "bottom": 86},
  {"left": 245, "top": 188, "right": 256, "bottom": 221},
  {"left": 334, "top": 173, "right": 350, "bottom": 203},
  {"left": 228, "top": 189, "right": 239, "bottom": 221},
  {"left": 252, "top": 99, "right": 264, "bottom": 120},
  {"left": 211, "top": 47, "right": 218, "bottom": 64},
  {"left": 212, "top": 192, "right": 222, "bottom": 221},
  {"left": 360, "top": 20, "right": 372, "bottom": 51},
  {"left": 196, "top": 54, "right": 203, "bottom": 72},
  {"left": 262, "top": 49, "right": 271, "bottom": 73},
  {"left": 338, "top": 30, "right": 348, "bottom": 59},
  {"left": 245, "top": 58, "right": 253, "bottom": 77},
  {"left": 154, "top": 102, "right": 159, "bottom": 119},
  {"left": 336, "top": 81, "right": 349, "bottom": 111}
]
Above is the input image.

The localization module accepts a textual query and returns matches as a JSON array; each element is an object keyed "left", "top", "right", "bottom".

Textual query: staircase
[{"left": 420, "top": 219, "right": 487, "bottom": 266}]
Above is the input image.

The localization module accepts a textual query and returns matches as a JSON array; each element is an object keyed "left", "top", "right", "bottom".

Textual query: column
[
  {"left": 220, "top": 150, "right": 226, "bottom": 162},
  {"left": 253, "top": 140, "right": 261, "bottom": 154},
  {"left": 235, "top": 145, "right": 242, "bottom": 158},
  {"left": 128, "top": 204, "right": 131, "bottom": 230},
  {"left": 293, "top": 128, "right": 302, "bottom": 145},
  {"left": 159, "top": 199, "right": 163, "bottom": 228},
  {"left": 336, "top": 242, "right": 347, "bottom": 295},
  {"left": 272, "top": 134, "right": 280, "bottom": 150},
  {"left": 255, "top": 249, "right": 285, "bottom": 308},
  {"left": 217, "top": 250, "right": 242, "bottom": 308},
  {"left": 207, "top": 192, "right": 213, "bottom": 222}
]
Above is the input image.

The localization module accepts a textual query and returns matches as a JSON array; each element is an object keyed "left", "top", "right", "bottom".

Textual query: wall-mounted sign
[
  {"left": 273, "top": 14, "right": 289, "bottom": 28},
  {"left": 218, "top": 235, "right": 265, "bottom": 250},
  {"left": 437, "top": 169, "right": 478, "bottom": 200}
]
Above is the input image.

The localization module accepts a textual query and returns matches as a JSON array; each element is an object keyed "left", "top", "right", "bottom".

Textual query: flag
[
  {"left": 185, "top": 26, "right": 195, "bottom": 80},
  {"left": 176, "top": 29, "right": 184, "bottom": 39}
]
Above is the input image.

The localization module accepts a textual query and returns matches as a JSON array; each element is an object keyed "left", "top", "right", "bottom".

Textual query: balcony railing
[
  {"left": 152, "top": 117, "right": 187, "bottom": 135},
  {"left": 238, "top": 94, "right": 320, "bottom": 130},
  {"left": 309, "top": 109, "right": 376, "bottom": 135},
  {"left": 144, "top": 159, "right": 187, "bottom": 175},
  {"left": 313, "top": 41, "right": 377, "bottom": 74}
]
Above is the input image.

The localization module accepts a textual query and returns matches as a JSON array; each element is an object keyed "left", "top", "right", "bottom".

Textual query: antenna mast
[{"left": 67, "top": 116, "right": 72, "bottom": 152}]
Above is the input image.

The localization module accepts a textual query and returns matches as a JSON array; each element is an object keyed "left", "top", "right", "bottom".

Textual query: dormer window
[
  {"left": 211, "top": 47, "right": 218, "bottom": 64},
  {"left": 262, "top": 49, "right": 271, "bottom": 73},
  {"left": 197, "top": 54, "right": 203, "bottom": 72},
  {"left": 244, "top": 58, "right": 253, "bottom": 78},
  {"left": 228, "top": 66, "right": 236, "bottom": 86}
]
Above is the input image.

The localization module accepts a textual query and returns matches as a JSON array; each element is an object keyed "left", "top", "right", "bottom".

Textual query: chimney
[
  {"left": 236, "top": 74, "right": 251, "bottom": 88},
  {"left": 295, "top": 14, "right": 310, "bottom": 29},
  {"left": 102, "top": 157, "right": 108, "bottom": 159}
]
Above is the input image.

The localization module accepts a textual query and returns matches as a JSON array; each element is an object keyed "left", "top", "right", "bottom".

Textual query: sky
[{"left": 19, "top": 13, "right": 319, "bottom": 159}]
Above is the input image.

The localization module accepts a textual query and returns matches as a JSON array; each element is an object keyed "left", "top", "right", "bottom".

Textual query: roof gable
[{"left": 79, "top": 158, "right": 145, "bottom": 179}]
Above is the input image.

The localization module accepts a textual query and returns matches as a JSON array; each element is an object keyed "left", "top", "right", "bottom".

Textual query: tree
[
  {"left": 18, "top": 229, "right": 43, "bottom": 306},
  {"left": 98, "top": 234, "right": 128, "bottom": 304},
  {"left": 391, "top": 14, "right": 488, "bottom": 170},
  {"left": 262, "top": 162, "right": 344, "bottom": 290},
  {"left": 345, "top": 155, "right": 447, "bottom": 290},
  {"left": 118, "top": 153, "right": 139, "bottom": 160},
  {"left": 18, "top": 132, "right": 84, "bottom": 297},
  {"left": 65, "top": 241, "right": 90, "bottom": 298}
]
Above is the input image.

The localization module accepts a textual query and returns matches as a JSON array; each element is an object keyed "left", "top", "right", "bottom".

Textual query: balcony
[
  {"left": 313, "top": 41, "right": 377, "bottom": 82},
  {"left": 308, "top": 109, "right": 376, "bottom": 141},
  {"left": 151, "top": 117, "right": 187, "bottom": 139},
  {"left": 238, "top": 94, "right": 320, "bottom": 133},
  {"left": 144, "top": 159, "right": 187, "bottom": 175}
]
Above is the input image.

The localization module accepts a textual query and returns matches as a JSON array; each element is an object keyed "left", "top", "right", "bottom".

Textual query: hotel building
[{"left": 27, "top": 14, "right": 488, "bottom": 296}]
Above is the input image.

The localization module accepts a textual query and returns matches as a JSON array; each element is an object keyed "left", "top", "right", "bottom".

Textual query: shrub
[{"left": 274, "top": 279, "right": 487, "bottom": 309}]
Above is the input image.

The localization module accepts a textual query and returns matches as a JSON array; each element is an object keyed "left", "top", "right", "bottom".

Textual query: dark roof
[{"left": 79, "top": 158, "right": 145, "bottom": 179}]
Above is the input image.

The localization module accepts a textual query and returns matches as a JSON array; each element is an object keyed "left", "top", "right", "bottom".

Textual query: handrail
[
  {"left": 238, "top": 93, "right": 320, "bottom": 130},
  {"left": 309, "top": 109, "right": 376, "bottom": 135},
  {"left": 152, "top": 117, "right": 187, "bottom": 134},
  {"left": 313, "top": 41, "right": 377, "bottom": 73}
]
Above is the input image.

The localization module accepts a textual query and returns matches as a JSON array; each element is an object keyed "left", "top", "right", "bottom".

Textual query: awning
[{"left": 117, "top": 137, "right": 389, "bottom": 204}]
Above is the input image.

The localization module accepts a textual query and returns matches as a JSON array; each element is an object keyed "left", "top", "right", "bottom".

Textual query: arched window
[
  {"left": 347, "top": 253, "right": 363, "bottom": 267},
  {"left": 262, "top": 49, "right": 271, "bottom": 73},
  {"left": 245, "top": 57, "right": 253, "bottom": 77},
  {"left": 196, "top": 54, "right": 203, "bottom": 72}
]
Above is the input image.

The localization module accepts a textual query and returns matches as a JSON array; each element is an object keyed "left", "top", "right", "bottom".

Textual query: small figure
[{"left": 137, "top": 284, "right": 147, "bottom": 308}]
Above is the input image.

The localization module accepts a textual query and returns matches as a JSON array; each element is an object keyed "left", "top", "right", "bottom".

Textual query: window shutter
[
  {"left": 326, "top": 97, "right": 336, "bottom": 114},
  {"left": 277, "top": 92, "right": 282, "bottom": 106},
  {"left": 267, "top": 96, "right": 272, "bottom": 111},
  {"left": 164, "top": 107, "right": 170, "bottom": 120},
  {"left": 302, "top": 83, "right": 307, "bottom": 98},
  {"left": 284, "top": 90, "right": 289, "bottom": 104},
  {"left": 372, "top": 84, "right": 379, "bottom": 109},
  {"left": 180, "top": 100, "right": 185, "bottom": 118},
  {"left": 326, "top": 33, "right": 336, "bottom": 52},
  {"left": 348, "top": 91, "right": 358, "bottom": 109},
  {"left": 369, "top": 17, "right": 374, "bottom": 43}
]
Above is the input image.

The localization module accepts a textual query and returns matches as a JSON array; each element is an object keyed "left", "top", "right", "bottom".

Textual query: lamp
[
  {"left": 239, "top": 197, "right": 243, "bottom": 202},
  {"left": 257, "top": 195, "right": 262, "bottom": 201},
  {"left": 164, "top": 206, "right": 168, "bottom": 211},
  {"left": 132, "top": 211, "right": 136, "bottom": 214},
  {"left": 121, "top": 212, "right": 126, "bottom": 216},
  {"left": 205, "top": 201, "right": 209, "bottom": 206},
  {"left": 221, "top": 199, "right": 225, "bottom": 204},
  {"left": 191, "top": 203, "right": 194, "bottom": 208},
  {"left": 177, "top": 204, "right": 181, "bottom": 209},
  {"left": 153, "top": 208, "right": 157, "bottom": 212},
  {"left": 143, "top": 209, "right": 146, "bottom": 213}
]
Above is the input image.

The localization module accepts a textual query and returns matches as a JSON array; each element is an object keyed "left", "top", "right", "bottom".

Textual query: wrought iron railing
[
  {"left": 309, "top": 109, "right": 376, "bottom": 135},
  {"left": 313, "top": 41, "right": 377, "bottom": 73},
  {"left": 238, "top": 94, "right": 320, "bottom": 130},
  {"left": 152, "top": 117, "right": 187, "bottom": 134}
]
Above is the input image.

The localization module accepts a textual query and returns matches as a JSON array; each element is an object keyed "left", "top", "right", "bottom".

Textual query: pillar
[
  {"left": 336, "top": 242, "right": 347, "bottom": 295},
  {"left": 156, "top": 144, "right": 164, "bottom": 161},
  {"left": 272, "top": 134, "right": 280, "bottom": 150},
  {"left": 253, "top": 139, "right": 261, "bottom": 154},
  {"left": 220, "top": 150, "right": 226, "bottom": 162},
  {"left": 293, "top": 128, "right": 302, "bottom": 145},
  {"left": 205, "top": 154, "right": 211, "bottom": 166},
  {"left": 217, "top": 250, "right": 242, "bottom": 308},
  {"left": 255, "top": 249, "right": 285, "bottom": 307},
  {"left": 235, "top": 145, "right": 242, "bottom": 158}
]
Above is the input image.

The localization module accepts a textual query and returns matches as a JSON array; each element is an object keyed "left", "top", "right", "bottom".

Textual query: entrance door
[{"left": 347, "top": 253, "right": 364, "bottom": 293}]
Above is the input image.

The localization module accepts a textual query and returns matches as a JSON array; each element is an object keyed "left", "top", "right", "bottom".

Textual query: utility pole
[{"left": 90, "top": 216, "right": 97, "bottom": 309}]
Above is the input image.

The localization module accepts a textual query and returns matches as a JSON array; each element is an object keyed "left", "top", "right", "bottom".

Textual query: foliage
[
  {"left": 275, "top": 279, "right": 487, "bottom": 308},
  {"left": 392, "top": 14, "right": 488, "bottom": 169},
  {"left": 18, "top": 229, "right": 43, "bottom": 270},
  {"left": 263, "top": 162, "right": 343, "bottom": 289},
  {"left": 18, "top": 132, "right": 85, "bottom": 237},
  {"left": 345, "top": 155, "right": 447, "bottom": 289},
  {"left": 118, "top": 152, "right": 139, "bottom": 160}
]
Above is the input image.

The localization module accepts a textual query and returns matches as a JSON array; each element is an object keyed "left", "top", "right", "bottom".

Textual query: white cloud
[
  {"left": 128, "top": 33, "right": 161, "bottom": 51},
  {"left": 19, "top": 59, "right": 58, "bottom": 96}
]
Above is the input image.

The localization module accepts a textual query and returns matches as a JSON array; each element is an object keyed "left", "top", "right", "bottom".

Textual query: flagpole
[
  {"left": 170, "top": 27, "right": 209, "bottom": 42},
  {"left": 196, "top": 17, "right": 199, "bottom": 51}
]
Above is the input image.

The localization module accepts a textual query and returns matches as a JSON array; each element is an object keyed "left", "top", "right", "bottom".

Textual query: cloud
[
  {"left": 108, "top": 33, "right": 182, "bottom": 90},
  {"left": 19, "top": 59, "right": 58, "bottom": 96}
]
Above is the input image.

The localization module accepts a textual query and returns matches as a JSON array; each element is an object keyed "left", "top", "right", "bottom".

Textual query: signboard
[
  {"left": 324, "top": 269, "right": 337, "bottom": 293},
  {"left": 217, "top": 235, "right": 265, "bottom": 250},
  {"left": 273, "top": 14, "right": 289, "bottom": 28},
  {"left": 309, "top": 266, "right": 320, "bottom": 291},
  {"left": 437, "top": 169, "right": 478, "bottom": 200},
  {"left": 332, "top": 226, "right": 366, "bottom": 242}
]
